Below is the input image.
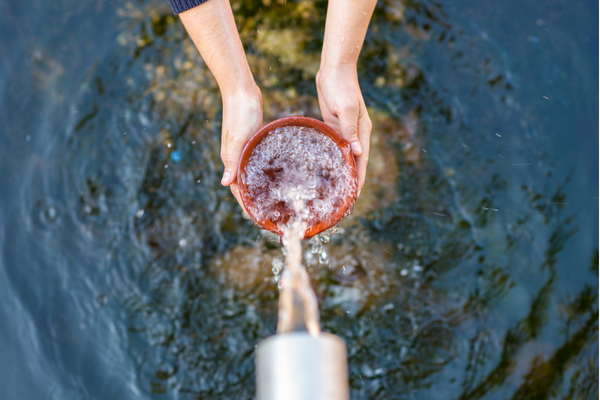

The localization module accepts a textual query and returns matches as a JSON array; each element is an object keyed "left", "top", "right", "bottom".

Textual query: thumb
[{"left": 337, "top": 105, "right": 362, "bottom": 156}]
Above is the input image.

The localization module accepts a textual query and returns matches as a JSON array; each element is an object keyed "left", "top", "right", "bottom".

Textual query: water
[
  {"left": 245, "top": 126, "right": 354, "bottom": 337},
  {"left": 244, "top": 125, "right": 357, "bottom": 228},
  {"left": 0, "top": 0, "right": 597, "bottom": 399},
  {"left": 276, "top": 201, "right": 321, "bottom": 336}
]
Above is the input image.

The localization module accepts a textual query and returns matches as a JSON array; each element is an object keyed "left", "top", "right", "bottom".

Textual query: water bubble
[
  {"left": 136, "top": 209, "right": 144, "bottom": 218},
  {"left": 179, "top": 238, "right": 187, "bottom": 247},
  {"left": 400, "top": 269, "right": 408, "bottom": 276},
  {"left": 25, "top": 135, "right": 31, "bottom": 142}
]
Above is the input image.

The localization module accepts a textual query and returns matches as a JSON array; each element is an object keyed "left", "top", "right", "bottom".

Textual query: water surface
[{"left": 0, "top": 0, "right": 597, "bottom": 399}]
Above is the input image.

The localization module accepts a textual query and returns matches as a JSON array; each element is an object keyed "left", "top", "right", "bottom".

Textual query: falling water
[{"left": 277, "top": 197, "right": 321, "bottom": 336}]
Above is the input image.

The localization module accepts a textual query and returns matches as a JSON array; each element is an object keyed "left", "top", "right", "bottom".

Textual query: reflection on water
[{"left": 0, "top": 0, "right": 597, "bottom": 399}]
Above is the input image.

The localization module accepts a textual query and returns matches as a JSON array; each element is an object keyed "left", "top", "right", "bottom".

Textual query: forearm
[
  {"left": 179, "top": 0, "right": 256, "bottom": 97},
  {"left": 320, "top": 0, "right": 377, "bottom": 74}
]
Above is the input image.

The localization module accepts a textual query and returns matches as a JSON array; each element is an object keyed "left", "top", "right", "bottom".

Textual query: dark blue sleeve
[{"left": 168, "top": 0, "right": 209, "bottom": 14}]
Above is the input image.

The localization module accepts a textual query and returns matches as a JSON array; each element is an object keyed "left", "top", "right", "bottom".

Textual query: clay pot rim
[{"left": 237, "top": 116, "right": 358, "bottom": 239}]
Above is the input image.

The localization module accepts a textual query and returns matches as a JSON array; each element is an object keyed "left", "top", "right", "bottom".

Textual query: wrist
[
  {"left": 317, "top": 63, "right": 358, "bottom": 84},
  {"left": 318, "top": 52, "right": 358, "bottom": 75},
  {"left": 319, "top": 40, "right": 360, "bottom": 75},
  {"left": 221, "top": 74, "right": 260, "bottom": 100},
  {"left": 219, "top": 71, "right": 258, "bottom": 101},
  {"left": 222, "top": 83, "right": 262, "bottom": 111}
]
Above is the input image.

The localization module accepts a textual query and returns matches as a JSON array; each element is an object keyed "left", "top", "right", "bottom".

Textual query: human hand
[
  {"left": 316, "top": 67, "right": 372, "bottom": 195},
  {"left": 220, "top": 85, "right": 263, "bottom": 211},
  {"left": 178, "top": 0, "right": 262, "bottom": 212}
]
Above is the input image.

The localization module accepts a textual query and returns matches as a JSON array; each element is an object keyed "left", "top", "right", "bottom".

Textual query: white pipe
[{"left": 256, "top": 332, "right": 349, "bottom": 400}]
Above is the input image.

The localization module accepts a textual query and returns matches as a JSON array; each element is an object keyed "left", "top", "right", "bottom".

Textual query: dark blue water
[{"left": 0, "top": 0, "right": 597, "bottom": 399}]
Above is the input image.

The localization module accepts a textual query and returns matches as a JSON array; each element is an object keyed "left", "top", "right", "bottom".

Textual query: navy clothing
[{"left": 168, "top": 0, "right": 208, "bottom": 14}]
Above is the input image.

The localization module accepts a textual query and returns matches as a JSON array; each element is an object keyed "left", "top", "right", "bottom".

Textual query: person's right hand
[{"left": 220, "top": 85, "right": 263, "bottom": 211}]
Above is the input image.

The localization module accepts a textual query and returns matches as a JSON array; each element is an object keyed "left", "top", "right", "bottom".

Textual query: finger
[
  {"left": 229, "top": 181, "right": 249, "bottom": 215},
  {"left": 220, "top": 130, "right": 245, "bottom": 186},
  {"left": 336, "top": 102, "right": 363, "bottom": 156},
  {"left": 355, "top": 109, "right": 372, "bottom": 192}
]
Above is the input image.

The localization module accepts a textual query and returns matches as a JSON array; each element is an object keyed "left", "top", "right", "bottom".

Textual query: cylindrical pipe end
[{"left": 256, "top": 332, "right": 349, "bottom": 400}]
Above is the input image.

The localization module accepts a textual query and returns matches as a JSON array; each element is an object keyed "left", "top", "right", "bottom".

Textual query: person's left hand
[{"left": 316, "top": 67, "right": 372, "bottom": 196}]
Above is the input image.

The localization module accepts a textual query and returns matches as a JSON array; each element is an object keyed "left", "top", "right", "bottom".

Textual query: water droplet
[
  {"left": 179, "top": 238, "right": 187, "bottom": 247},
  {"left": 45, "top": 206, "right": 58, "bottom": 222},
  {"left": 136, "top": 209, "right": 144, "bottom": 218},
  {"left": 271, "top": 258, "right": 283, "bottom": 275},
  {"left": 29, "top": 50, "right": 43, "bottom": 63},
  {"left": 319, "top": 251, "right": 329, "bottom": 264}
]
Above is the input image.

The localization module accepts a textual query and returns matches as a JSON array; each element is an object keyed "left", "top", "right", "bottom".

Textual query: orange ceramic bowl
[{"left": 237, "top": 116, "right": 358, "bottom": 239}]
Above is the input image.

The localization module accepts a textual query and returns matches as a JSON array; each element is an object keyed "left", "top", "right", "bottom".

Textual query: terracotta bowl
[{"left": 237, "top": 116, "right": 358, "bottom": 239}]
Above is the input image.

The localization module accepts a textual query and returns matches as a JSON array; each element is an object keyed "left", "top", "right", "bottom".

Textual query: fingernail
[
  {"left": 222, "top": 172, "right": 232, "bottom": 185},
  {"left": 351, "top": 141, "right": 362, "bottom": 154}
]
